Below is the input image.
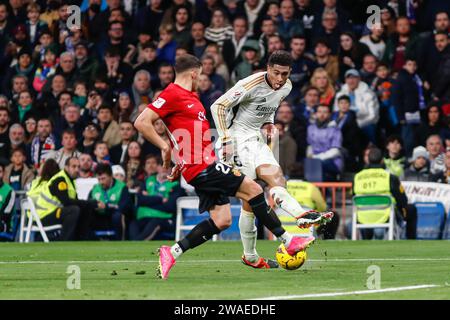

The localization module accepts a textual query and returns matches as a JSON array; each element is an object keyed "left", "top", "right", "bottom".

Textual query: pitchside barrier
[
  {"left": 8, "top": 182, "right": 449, "bottom": 241},
  {"left": 4, "top": 183, "right": 358, "bottom": 241}
]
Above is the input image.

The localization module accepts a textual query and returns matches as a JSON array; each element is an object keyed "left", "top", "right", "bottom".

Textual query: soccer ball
[{"left": 276, "top": 243, "right": 307, "bottom": 270}]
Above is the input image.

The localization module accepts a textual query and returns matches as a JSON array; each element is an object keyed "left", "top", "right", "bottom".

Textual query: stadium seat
[
  {"left": 304, "top": 158, "right": 323, "bottom": 182},
  {"left": 94, "top": 230, "right": 116, "bottom": 240},
  {"left": 351, "top": 195, "right": 396, "bottom": 240},
  {"left": 0, "top": 208, "right": 21, "bottom": 242},
  {"left": 19, "top": 197, "right": 62, "bottom": 243},
  {"left": 414, "top": 202, "right": 446, "bottom": 240},
  {"left": 175, "top": 196, "right": 242, "bottom": 241},
  {"left": 443, "top": 209, "right": 450, "bottom": 240},
  {"left": 0, "top": 232, "right": 14, "bottom": 241},
  {"left": 154, "top": 231, "right": 176, "bottom": 240},
  {"left": 175, "top": 197, "right": 214, "bottom": 241}
]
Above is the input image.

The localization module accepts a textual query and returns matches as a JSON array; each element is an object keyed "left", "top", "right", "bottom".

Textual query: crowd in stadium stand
[{"left": 0, "top": 0, "right": 449, "bottom": 240}]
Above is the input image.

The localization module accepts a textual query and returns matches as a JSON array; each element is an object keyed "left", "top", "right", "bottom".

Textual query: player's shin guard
[
  {"left": 177, "top": 218, "right": 221, "bottom": 255},
  {"left": 239, "top": 209, "right": 258, "bottom": 262},
  {"left": 269, "top": 186, "right": 308, "bottom": 218},
  {"left": 248, "top": 193, "right": 285, "bottom": 237}
]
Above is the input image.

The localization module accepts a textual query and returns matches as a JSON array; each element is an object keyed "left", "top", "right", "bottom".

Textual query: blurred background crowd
[{"left": 0, "top": 0, "right": 449, "bottom": 240}]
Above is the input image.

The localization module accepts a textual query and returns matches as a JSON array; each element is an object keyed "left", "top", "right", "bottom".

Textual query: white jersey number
[{"left": 215, "top": 162, "right": 231, "bottom": 174}]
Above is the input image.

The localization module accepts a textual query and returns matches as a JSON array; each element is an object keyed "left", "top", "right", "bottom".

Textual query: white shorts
[{"left": 234, "top": 136, "right": 280, "bottom": 180}]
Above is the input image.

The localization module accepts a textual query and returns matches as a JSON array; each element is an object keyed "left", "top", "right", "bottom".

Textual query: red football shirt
[{"left": 148, "top": 83, "right": 216, "bottom": 182}]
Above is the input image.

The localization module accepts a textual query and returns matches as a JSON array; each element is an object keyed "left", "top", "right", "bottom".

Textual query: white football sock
[
  {"left": 239, "top": 208, "right": 259, "bottom": 262},
  {"left": 170, "top": 243, "right": 183, "bottom": 260},
  {"left": 270, "top": 186, "right": 308, "bottom": 219},
  {"left": 278, "top": 232, "right": 293, "bottom": 247}
]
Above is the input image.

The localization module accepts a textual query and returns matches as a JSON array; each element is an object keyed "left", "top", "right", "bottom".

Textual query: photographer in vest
[
  {"left": 36, "top": 157, "right": 100, "bottom": 240},
  {"left": 88, "top": 163, "right": 133, "bottom": 240},
  {"left": 353, "top": 148, "right": 417, "bottom": 239}
]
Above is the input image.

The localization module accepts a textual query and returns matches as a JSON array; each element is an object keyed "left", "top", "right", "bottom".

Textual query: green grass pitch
[{"left": 1, "top": 240, "right": 449, "bottom": 300}]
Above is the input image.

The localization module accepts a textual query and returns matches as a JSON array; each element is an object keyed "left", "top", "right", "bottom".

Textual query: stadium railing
[{"left": 313, "top": 182, "right": 353, "bottom": 224}]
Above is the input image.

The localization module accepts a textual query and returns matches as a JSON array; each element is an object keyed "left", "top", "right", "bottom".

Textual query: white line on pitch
[
  {"left": 250, "top": 284, "right": 441, "bottom": 300},
  {"left": 1, "top": 258, "right": 450, "bottom": 264},
  {"left": 0, "top": 259, "right": 237, "bottom": 264}
]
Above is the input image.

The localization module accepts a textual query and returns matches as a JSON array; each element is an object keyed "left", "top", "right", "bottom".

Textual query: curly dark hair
[{"left": 268, "top": 50, "right": 293, "bottom": 67}]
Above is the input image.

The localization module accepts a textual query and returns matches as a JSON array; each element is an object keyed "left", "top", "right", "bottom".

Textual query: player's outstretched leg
[
  {"left": 269, "top": 186, "right": 334, "bottom": 228},
  {"left": 239, "top": 207, "right": 278, "bottom": 269},
  {"left": 236, "top": 178, "right": 315, "bottom": 256},
  {"left": 156, "top": 205, "right": 230, "bottom": 279}
]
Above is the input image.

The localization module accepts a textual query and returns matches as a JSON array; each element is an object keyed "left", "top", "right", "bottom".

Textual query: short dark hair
[
  {"left": 19, "top": 90, "right": 33, "bottom": 99},
  {"left": 368, "top": 148, "right": 383, "bottom": 164},
  {"left": 435, "top": 30, "right": 449, "bottom": 37},
  {"left": 233, "top": 16, "right": 248, "bottom": 28},
  {"left": 303, "top": 86, "right": 320, "bottom": 95},
  {"left": 0, "top": 106, "right": 10, "bottom": 116},
  {"left": 435, "top": 11, "right": 449, "bottom": 20},
  {"left": 145, "top": 153, "right": 162, "bottom": 165},
  {"left": 314, "top": 38, "right": 330, "bottom": 49},
  {"left": 159, "top": 62, "right": 174, "bottom": 71},
  {"left": 95, "top": 163, "right": 113, "bottom": 176},
  {"left": 94, "top": 141, "right": 108, "bottom": 149},
  {"left": 65, "top": 156, "right": 78, "bottom": 167},
  {"left": 404, "top": 56, "right": 417, "bottom": 63},
  {"left": 98, "top": 105, "right": 113, "bottom": 113},
  {"left": 268, "top": 50, "right": 293, "bottom": 67},
  {"left": 377, "top": 62, "right": 389, "bottom": 70},
  {"left": 38, "top": 118, "right": 53, "bottom": 128},
  {"left": 338, "top": 95, "right": 350, "bottom": 103},
  {"left": 120, "top": 120, "right": 134, "bottom": 127},
  {"left": 291, "top": 34, "right": 306, "bottom": 42},
  {"left": 142, "top": 41, "right": 157, "bottom": 50},
  {"left": 174, "top": 54, "right": 202, "bottom": 74},
  {"left": 386, "top": 134, "right": 403, "bottom": 146},
  {"left": 58, "top": 90, "right": 72, "bottom": 100},
  {"left": 316, "top": 104, "right": 331, "bottom": 112},
  {"left": 110, "top": 8, "right": 123, "bottom": 15},
  {"left": 105, "top": 46, "right": 121, "bottom": 57},
  {"left": 62, "top": 128, "right": 76, "bottom": 137},
  {"left": 261, "top": 15, "right": 274, "bottom": 24},
  {"left": 11, "top": 148, "right": 26, "bottom": 158},
  {"left": 268, "top": 34, "right": 282, "bottom": 42}
]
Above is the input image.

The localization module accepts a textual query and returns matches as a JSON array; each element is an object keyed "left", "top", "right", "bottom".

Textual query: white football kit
[{"left": 211, "top": 72, "right": 292, "bottom": 179}]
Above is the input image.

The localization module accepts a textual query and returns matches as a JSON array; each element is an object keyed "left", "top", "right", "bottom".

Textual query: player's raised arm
[{"left": 134, "top": 108, "right": 171, "bottom": 168}]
